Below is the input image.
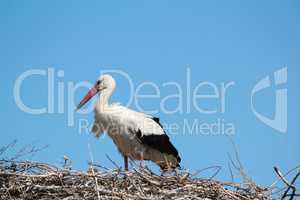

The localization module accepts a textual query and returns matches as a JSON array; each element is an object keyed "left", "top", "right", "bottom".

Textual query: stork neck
[{"left": 97, "top": 88, "right": 113, "bottom": 109}]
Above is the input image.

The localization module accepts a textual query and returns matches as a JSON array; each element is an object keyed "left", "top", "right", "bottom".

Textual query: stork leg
[{"left": 124, "top": 155, "right": 128, "bottom": 171}]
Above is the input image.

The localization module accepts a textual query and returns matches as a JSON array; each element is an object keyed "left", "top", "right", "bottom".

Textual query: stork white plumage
[{"left": 76, "top": 74, "right": 181, "bottom": 171}]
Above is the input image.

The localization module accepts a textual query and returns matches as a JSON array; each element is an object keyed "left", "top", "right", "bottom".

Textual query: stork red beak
[{"left": 76, "top": 86, "right": 98, "bottom": 111}]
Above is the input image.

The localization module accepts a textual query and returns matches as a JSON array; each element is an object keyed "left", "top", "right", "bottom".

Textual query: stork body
[{"left": 77, "top": 74, "right": 181, "bottom": 170}]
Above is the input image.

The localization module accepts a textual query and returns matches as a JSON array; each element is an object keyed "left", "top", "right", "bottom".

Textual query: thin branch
[
  {"left": 88, "top": 143, "right": 100, "bottom": 200},
  {"left": 105, "top": 154, "right": 121, "bottom": 170},
  {"left": 273, "top": 166, "right": 298, "bottom": 200}
]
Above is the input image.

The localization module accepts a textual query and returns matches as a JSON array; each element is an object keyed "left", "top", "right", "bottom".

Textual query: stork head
[
  {"left": 76, "top": 74, "right": 116, "bottom": 110},
  {"left": 96, "top": 74, "right": 116, "bottom": 92}
]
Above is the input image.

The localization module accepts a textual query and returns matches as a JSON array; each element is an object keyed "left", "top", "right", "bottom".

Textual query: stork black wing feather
[
  {"left": 152, "top": 117, "right": 163, "bottom": 128},
  {"left": 134, "top": 127, "right": 181, "bottom": 164}
]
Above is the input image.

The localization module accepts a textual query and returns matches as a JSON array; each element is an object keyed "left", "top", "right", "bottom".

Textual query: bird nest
[{"left": 0, "top": 159, "right": 272, "bottom": 200}]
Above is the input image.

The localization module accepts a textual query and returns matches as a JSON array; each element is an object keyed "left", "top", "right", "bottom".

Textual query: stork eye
[{"left": 96, "top": 80, "right": 101, "bottom": 85}]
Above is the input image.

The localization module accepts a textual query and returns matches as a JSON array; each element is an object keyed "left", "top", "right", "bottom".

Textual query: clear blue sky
[{"left": 1, "top": 0, "right": 299, "bottom": 186}]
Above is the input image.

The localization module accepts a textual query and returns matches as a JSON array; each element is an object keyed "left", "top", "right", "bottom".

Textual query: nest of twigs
[{"left": 0, "top": 159, "right": 272, "bottom": 200}]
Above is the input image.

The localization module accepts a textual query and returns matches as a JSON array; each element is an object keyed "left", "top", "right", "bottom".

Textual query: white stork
[{"left": 76, "top": 74, "right": 181, "bottom": 171}]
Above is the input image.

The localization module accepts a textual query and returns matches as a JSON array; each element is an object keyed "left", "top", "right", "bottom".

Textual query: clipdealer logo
[
  {"left": 251, "top": 67, "right": 288, "bottom": 133},
  {"left": 12, "top": 67, "right": 288, "bottom": 135}
]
